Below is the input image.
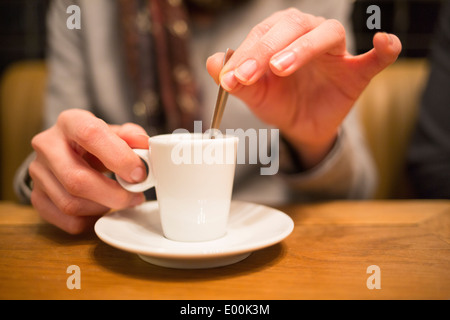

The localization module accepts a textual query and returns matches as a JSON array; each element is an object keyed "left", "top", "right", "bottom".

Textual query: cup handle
[{"left": 115, "top": 149, "right": 155, "bottom": 193}]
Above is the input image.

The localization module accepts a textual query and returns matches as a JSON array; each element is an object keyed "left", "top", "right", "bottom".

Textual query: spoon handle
[{"left": 210, "top": 48, "right": 234, "bottom": 136}]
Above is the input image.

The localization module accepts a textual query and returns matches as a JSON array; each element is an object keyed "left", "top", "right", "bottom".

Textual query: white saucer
[{"left": 94, "top": 200, "right": 294, "bottom": 269}]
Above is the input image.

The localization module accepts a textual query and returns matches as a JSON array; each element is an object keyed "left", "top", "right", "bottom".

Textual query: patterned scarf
[{"left": 119, "top": 0, "right": 199, "bottom": 134}]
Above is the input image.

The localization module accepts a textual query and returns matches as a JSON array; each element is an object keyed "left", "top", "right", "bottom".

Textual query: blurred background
[
  {"left": 0, "top": 0, "right": 447, "bottom": 201},
  {"left": 352, "top": 0, "right": 444, "bottom": 57},
  {"left": 0, "top": 0, "right": 48, "bottom": 76},
  {"left": 0, "top": 0, "right": 444, "bottom": 74}
]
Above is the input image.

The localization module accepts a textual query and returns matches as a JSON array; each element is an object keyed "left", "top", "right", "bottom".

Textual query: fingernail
[
  {"left": 221, "top": 71, "right": 238, "bottom": 91},
  {"left": 235, "top": 59, "right": 258, "bottom": 82},
  {"left": 130, "top": 166, "right": 146, "bottom": 182},
  {"left": 271, "top": 51, "right": 295, "bottom": 72}
]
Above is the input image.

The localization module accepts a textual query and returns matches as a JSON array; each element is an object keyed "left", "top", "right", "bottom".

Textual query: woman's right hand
[{"left": 29, "top": 109, "right": 148, "bottom": 234}]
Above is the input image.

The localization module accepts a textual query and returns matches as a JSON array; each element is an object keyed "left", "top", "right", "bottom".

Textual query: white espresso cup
[{"left": 116, "top": 133, "right": 238, "bottom": 242}]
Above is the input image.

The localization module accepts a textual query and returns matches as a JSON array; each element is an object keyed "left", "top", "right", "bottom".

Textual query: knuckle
[
  {"left": 57, "top": 109, "right": 77, "bottom": 128},
  {"left": 58, "top": 109, "right": 93, "bottom": 125},
  {"left": 62, "top": 168, "right": 89, "bottom": 196},
  {"left": 285, "top": 8, "right": 311, "bottom": 31},
  {"left": 300, "top": 36, "right": 314, "bottom": 51},
  {"left": 122, "top": 122, "right": 140, "bottom": 130},
  {"left": 251, "top": 22, "right": 272, "bottom": 39},
  {"left": 119, "top": 122, "right": 147, "bottom": 136},
  {"left": 56, "top": 109, "right": 69, "bottom": 125},
  {"left": 30, "top": 134, "right": 40, "bottom": 150},
  {"left": 259, "top": 38, "right": 278, "bottom": 56},
  {"left": 58, "top": 197, "right": 82, "bottom": 216},
  {"left": 284, "top": 7, "right": 301, "bottom": 17},
  {"left": 30, "top": 189, "right": 51, "bottom": 222},
  {"left": 75, "top": 121, "right": 104, "bottom": 145},
  {"left": 29, "top": 187, "right": 89, "bottom": 235},
  {"left": 30, "top": 189, "right": 41, "bottom": 209},
  {"left": 327, "top": 19, "right": 346, "bottom": 40},
  {"left": 28, "top": 160, "right": 39, "bottom": 181},
  {"left": 31, "top": 132, "right": 47, "bottom": 153}
]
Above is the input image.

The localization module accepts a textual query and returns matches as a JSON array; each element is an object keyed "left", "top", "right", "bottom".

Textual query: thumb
[{"left": 357, "top": 32, "right": 402, "bottom": 80}]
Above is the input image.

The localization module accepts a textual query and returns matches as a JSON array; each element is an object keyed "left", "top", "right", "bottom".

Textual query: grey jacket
[{"left": 15, "top": 0, "right": 376, "bottom": 205}]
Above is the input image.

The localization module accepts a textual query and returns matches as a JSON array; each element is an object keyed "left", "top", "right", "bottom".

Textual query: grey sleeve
[
  {"left": 13, "top": 153, "right": 36, "bottom": 204},
  {"left": 280, "top": 110, "right": 377, "bottom": 200},
  {"left": 13, "top": 0, "right": 90, "bottom": 203},
  {"left": 274, "top": 0, "right": 375, "bottom": 200},
  {"left": 44, "top": 0, "right": 92, "bottom": 128}
]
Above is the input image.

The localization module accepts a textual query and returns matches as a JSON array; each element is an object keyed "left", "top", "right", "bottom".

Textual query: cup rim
[{"left": 149, "top": 132, "right": 238, "bottom": 144}]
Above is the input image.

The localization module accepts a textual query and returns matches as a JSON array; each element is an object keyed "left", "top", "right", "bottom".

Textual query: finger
[
  {"left": 221, "top": 9, "right": 288, "bottom": 69},
  {"left": 32, "top": 128, "right": 145, "bottom": 210},
  {"left": 49, "top": 142, "right": 145, "bottom": 210},
  {"left": 269, "top": 19, "right": 347, "bottom": 76},
  {"left": 57, "top": 109, "right": 147, "bottom": 183},
  {"left": 110, "top": 122, "right": 149, "bottom": 149},
  {"left": 100, "top": 123, "right": 148, "bottom": 173},
  {"left": 206, "top": 52, "right": 245, "bottom": 94},
  {"left": 29, "top": 155, "right": 111, "bottom": 217},
  {"left": 31, "top": 187, "right": 99, "bottom": 235},
  {"left": 215, "top": 9, "right": 291, "bottom": 91},
  {"left": 354, "top": 32, "right": 402, "bottom": 81},
  {"left": 219, "top": 9, "right": 321, "bottom": 88},
  {"left": 206, "top": 52, "right": 225, "bottom": 85}
]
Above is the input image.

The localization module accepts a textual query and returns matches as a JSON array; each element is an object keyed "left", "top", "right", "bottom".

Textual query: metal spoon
[{"left": 210, "top": 48, "right": 234, "bottom": 138}]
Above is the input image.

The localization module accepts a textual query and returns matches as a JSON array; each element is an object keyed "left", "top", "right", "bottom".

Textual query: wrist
[{"left": 282, "top": 132, "right": 338, "bottom": 170}]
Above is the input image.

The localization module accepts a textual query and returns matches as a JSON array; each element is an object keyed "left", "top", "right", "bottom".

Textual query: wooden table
[{"left": 1, "top": 200, "right": 449, "bottom": 300}]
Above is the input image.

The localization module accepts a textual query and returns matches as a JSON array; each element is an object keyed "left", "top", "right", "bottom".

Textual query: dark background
[
  {"left": 352, "top": 0, "right": 445, "bottom": 56},
  {"left": 0, "top": 0, "right": 49, "bottom": 76}
]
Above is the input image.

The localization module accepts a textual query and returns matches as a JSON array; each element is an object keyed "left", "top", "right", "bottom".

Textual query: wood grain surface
[{"left": 0, "top": 200, "right": 449, "bottom": 300}]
